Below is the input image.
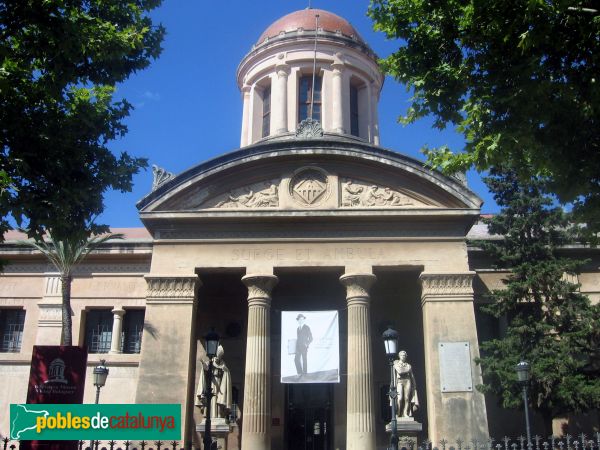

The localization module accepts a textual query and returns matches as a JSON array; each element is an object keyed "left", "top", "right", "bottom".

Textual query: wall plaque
[{"left": 438, "top": 342, "right": 473, "bottom": 392}]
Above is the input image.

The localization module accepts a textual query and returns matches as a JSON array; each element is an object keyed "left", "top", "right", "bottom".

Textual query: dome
[{"left": 257, "top": 8, "right": 364, "bottom": 45}]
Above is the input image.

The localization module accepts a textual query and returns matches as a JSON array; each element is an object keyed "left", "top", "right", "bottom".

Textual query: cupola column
[
  {"left": 370, "top": 82, "right": 380, "bottom": 145},
  {"left": 331, "top": 56, "right": 345, "bottom": 134},
  {"left": 273, "top": 62, "right": 290, "bottom": 134},
  {"left": 241, "top": 274, "right": 279, "bottom": 450},
  {"left": 340, "top": 272, "right": 377, "bottom": 450},
  {"left": 240, "top": 85, "right": 252, "bottom": 147}
]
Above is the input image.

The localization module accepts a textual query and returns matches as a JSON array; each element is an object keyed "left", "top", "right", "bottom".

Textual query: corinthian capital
[
  {"left": 339, "top": 273, "right": 376, "bottom": 300},
  {"left": 242, "top": 274, "right": 278, "bottom": 305}
]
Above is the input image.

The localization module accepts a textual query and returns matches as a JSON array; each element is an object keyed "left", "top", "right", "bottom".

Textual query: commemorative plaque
[{"left": 438, "top": 342, "right": 473, "bottom": 392}]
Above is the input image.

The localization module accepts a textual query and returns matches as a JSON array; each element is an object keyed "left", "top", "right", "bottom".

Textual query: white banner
[{"left": 281, "top": 310, "right": 339, "bottom": 383}]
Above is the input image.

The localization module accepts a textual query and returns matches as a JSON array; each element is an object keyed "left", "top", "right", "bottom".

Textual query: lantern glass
[
  {"left": 205, "top": 330, "right": 220, "bottom": 358},
  {"left": 382, "top": 327, "right": 399, "bottom": 358},
  {"left": 515, "top": 360, "right": 531, "bottom": 383},
  {"left": 93, "top": 360, "right": 109, "bottom": 388}
]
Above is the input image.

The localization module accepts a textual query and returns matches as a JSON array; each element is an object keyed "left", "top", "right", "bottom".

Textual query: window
[
  {"left": 350, "top": 84, "right": 359, "bottom": 137},
  {"left": 85, "top": 310, "right": 113, "bottom": 354},
  {"left": 0, "top": 309, "right": 25, "bottom": 352},
  {"left": 298, "top": 75, "right": 322, "bottom": 123},
  {"left": 121, "top": 309, "right": 144, "bottom": 354},
  {"left": 262, "top": 85, "right": 271, "bottom": 138}
]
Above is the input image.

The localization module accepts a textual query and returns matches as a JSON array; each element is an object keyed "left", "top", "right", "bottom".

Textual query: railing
[
  {"left": 1, "top": 439, "right": 186, "bottom": 450},
  {"left": 2, "top": 434, "right": 599, "bottom": 450},
  {"left": 403, "top": 434, "right": 600, "bottom": 450}
]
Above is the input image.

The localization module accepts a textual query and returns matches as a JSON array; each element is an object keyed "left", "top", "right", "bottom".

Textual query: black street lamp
[
  {"left": 92, "top": 360, "right": 109, "bottom": 450},
  {"left": 515, "top": 360, "right": 532, "bottom": 445},
  {"left": 203, "top": 330, "right": 220, "bottom": 450},
  {"left": 93, "top": 359, "right": 109, "bottom": 405},
  {"left": 383, "top": 327, "right": 399, "bottom": 450}
]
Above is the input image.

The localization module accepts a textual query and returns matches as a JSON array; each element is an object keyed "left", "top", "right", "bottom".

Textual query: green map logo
[
  {"left": 9, "top": 404, "right": 181, "bottom": 440},
  {"left": 10, "top": 404, "right": 50, "bottom": 439}
]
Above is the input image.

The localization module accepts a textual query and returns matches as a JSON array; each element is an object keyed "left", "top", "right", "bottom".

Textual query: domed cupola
[{"left": 237, "top": 8, "right": 384, "bottom": 147}]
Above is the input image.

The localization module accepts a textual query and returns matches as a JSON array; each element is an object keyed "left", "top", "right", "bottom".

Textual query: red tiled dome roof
[{"left": 257, "top": 9, "right": 363, "bottom": 44}]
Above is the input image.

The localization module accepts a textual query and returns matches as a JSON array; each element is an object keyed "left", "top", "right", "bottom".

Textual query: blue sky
[{"left": 100, "top": 0, "right": 498, "bottom": 228}]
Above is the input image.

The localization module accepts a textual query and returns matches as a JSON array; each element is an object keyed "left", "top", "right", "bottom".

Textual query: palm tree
[{"left": 20, "top": 231, "right": 123, "bottom": 345}]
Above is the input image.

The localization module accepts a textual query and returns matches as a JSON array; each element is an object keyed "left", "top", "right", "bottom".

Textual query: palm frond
[{"left": 18, "top": 231, "right": 124, "bottom": 276}]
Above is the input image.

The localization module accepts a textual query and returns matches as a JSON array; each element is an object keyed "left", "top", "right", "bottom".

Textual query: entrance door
[{"left": 286, "top": 384, "right": 333, "bottom": 450}]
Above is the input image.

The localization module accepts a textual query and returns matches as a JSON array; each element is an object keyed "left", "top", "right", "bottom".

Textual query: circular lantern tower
[{"left": 237, "top": 8, "right": 384, "bottom": 147}]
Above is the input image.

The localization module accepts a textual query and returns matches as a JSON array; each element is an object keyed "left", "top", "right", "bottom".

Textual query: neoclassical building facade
[{"left": 0, "top": 8, "right": 598, "bottom": 450}]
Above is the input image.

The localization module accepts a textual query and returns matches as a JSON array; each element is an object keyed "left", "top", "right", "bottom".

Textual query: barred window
[
  {"left": 350, "top": 84, "right": 359, "bottom": 137},
  {"left": 121, "top": 309, "right": 144, "bottom": 354},
  {"left": 262, "top": 85, "right": 271, "bottom": 138},
  {"left": 0, "top": 309, "right": 25, "bottom": 352},
  {"left": 298, "top": 75, "right": 322, "bottom": 123},
  {"left": 85, "top": 310, "right": 113, "bottom": 354}
]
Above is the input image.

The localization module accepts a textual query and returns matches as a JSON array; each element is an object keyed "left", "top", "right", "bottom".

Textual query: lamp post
[
  {"left": 93, "top": 359, "right": 109, "bottom": 404},
  {"left": 515, "top": 360, "right": 532, "bottom": 446},
  {"left": 203, "top": 330, "right": 220, "bottom": 450},
  {"left": 383, "top": 327, "right": 399, "bottom": 450},
  {"left": 92, "top": 360, "right": 109, "bottom": 450}
]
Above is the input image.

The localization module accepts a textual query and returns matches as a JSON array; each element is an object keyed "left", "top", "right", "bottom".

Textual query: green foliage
[
  {"left": 368, "top": 0, "right": 600, "bottom": 230},
  {"left": 19, "top": 230, "right": 123, "bottom": 345},
  {"left": 474, "top": 169, "right": 600, "bottom": 420},
  {"left": 0, "top": 0, "right": 165, "bottom": 242}
]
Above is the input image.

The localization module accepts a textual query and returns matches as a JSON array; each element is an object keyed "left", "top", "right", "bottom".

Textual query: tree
[
  {"left": 0, "top": 0, "right": 165, "bottom": 241},
  {"left": 21, "top": 231, "right": 123, "bottom": 345},
  {"left": 474, "top": 168, "right": 600, "bottom": 430},
  {"left": 368, "top": 1, "right": 600, "bottom": 230}
]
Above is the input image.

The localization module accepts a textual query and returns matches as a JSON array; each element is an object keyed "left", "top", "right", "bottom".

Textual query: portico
[{"left": 134, "top": 135, "right": 489, "bottom": 449}]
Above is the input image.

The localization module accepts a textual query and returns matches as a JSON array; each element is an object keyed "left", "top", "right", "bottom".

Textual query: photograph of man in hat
[{"left": 294, "top": 313, "right": 313, "bottom": 375}]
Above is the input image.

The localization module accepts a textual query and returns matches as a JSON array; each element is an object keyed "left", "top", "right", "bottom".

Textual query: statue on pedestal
[
  {"left": 196, "top": 345, "right": 232, "bottom": 420},
  {"left": 393, "top": 350, "right": 419, "bottom": 418}
]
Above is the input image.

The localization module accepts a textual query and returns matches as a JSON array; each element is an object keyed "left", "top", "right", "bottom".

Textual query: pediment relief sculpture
[
  {"left": 340, "top": 178, "right": 430, "bottom": 208},
  {"left": 202, "top": 179, "right": 280, "bottom": 209}
]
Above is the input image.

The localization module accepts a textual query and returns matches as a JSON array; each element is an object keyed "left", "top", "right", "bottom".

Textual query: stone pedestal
[
  {"left": 197, "top": 418, "right": 232, "bottom": 450},
  {"left": 386, "top": 418, "right": 422, "bottom": 450}
]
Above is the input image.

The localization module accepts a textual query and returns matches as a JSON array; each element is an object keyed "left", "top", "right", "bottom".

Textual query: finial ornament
[{"left": 152, "top": 164, "right": 174, "bottom": 191}]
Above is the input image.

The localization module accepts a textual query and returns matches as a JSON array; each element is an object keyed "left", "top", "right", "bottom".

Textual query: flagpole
[{"left": 309, "top": 14, "right": 319, "bottom": 120}]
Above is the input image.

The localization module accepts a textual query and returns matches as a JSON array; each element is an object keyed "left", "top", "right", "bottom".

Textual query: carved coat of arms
[{"left": 290, "top": 168, "right": 329, "bottom": 206}]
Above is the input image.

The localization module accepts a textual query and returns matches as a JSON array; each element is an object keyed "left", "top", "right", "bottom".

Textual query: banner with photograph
[{"left": 281, "top": 310, "right": 339, "bottom": 383}]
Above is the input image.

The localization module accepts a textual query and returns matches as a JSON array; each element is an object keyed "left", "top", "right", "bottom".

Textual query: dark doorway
[{"left": 286, "top": 384, "right": 333, "bottom": 450}]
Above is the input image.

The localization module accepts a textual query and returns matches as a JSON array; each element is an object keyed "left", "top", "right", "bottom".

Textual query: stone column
[
  {"left": 241, "top": 274, "right": 278, "bottom": 450},
  {"left": 109, "top": 307, "right": 125, "bottom": 354},
  {"left": 135, "top": 275, "right": 199, "bottom": 449},
  {"left": 240, "top": 85, "right": 252, "bottom": 147},
  {"left": 273, "top": 63, "right": 290, "bottom": 134},
  {"left": 419, "top": 272, "right": 489, "bottom": 442},
  {"left": 370, "top": 82, "right": 380, "bottom": 145},
  {"left": 331, "top": 60, "right": 345, "bottom": 134},
  {"left": 339, "top": 273, "right": 377, "bottom": 450}
]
